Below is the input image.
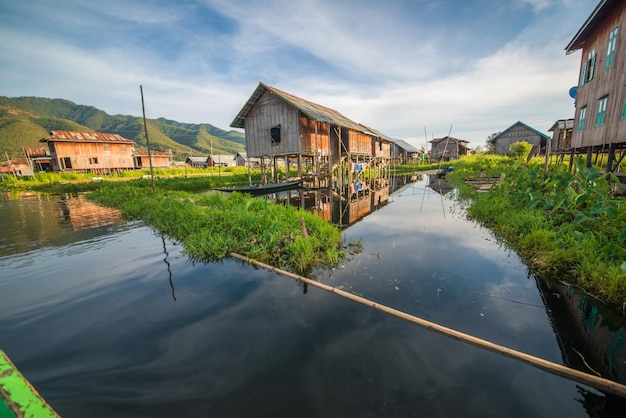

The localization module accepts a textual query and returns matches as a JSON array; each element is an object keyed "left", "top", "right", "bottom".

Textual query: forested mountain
[{"left": 0, "top": 96, "right": 245, "bottom": 160}]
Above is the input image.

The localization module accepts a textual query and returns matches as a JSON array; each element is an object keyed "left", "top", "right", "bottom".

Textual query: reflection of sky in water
[{"left": 0, "top": 182, "right": 619, "bottom": 417}]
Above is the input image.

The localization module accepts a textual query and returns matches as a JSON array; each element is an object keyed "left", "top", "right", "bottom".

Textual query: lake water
[{"left": 1, "top": 176, "right": 625, "bottom": 417}]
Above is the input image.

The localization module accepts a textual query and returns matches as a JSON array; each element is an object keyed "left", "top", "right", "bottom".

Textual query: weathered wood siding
[
  {"left": 372, "top": 139, "right": 390, "bottom": 158},
  {"left": 48, "top": 141, "right": 134, "bottom": 172},
  {"left": 243, "top": 90, "right": 301, "bottom": 157},
  {"left": 344, "top": 130, "right": 372, "bottom": 155},
  {"left": 300, "top": 116, "right": 330, "bottom": 156},
  {"left": 493, "top": 125, "right": 545, "bottom": 155},
  {"left": 572, "top": 4, "right": 626, "bottom": 148},
  {"left": 431, "top": 138, "right": 466, "bottom": 160}
]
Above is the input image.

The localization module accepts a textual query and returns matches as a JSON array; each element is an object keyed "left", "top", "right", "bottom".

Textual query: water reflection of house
[
  {"left": 230, "top": 82, "right": 393, "bottom": 185},
  {"left": 536, "top": 278, "right": 626, "bottom": 386},
  {"left": 268, "top": 175, "right": 413, "bottom": 228},
  {"left": 60, "top": 195, "right": 122, "bottom": 231},
  {"left": 40, "top": 130, "right": 135, "bottom": 174},
  {"left": 427, "top": 174, "right": 455, "bottom": 195}
]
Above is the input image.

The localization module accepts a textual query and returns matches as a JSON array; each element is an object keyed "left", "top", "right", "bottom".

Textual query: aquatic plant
[
  {"left": 448, "top": 154, "right": 626, "bottom": 311},
  {"left": 87, "top": 180, "right": 344, "bottom": 273}
]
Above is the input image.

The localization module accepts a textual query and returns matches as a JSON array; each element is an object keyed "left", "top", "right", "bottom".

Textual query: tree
[
  {"left": 509, "top": 141, "right": 533, "bottom": 160},
  {"left": 486, "top": 132, "right": 500, "bottom": 153}
]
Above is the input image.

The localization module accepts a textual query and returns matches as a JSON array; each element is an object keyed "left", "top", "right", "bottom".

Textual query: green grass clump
[
  {"left": 87, "top": 180, "right": 344, "bottom": 273},
  {"left": 447, "top": 154, "right": 626, "bottom": 311}
]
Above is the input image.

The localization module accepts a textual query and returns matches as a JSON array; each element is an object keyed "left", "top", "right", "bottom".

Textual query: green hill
[{"left": 0, "top": 96, "right": 245, "bottom": 160}]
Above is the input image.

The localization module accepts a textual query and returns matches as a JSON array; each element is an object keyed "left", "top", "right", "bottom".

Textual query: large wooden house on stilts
[{"left": 230, "top": 82, "right": 391, "bottom": 186}]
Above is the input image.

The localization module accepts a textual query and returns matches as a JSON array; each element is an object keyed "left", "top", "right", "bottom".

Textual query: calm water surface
[{"left": 1, "top": 177, "right": 625, "bottom": 417}]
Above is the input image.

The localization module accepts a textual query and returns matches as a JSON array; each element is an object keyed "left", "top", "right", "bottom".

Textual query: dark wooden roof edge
[
  {"left": 565, "top": 0, "right": 615, "bottom": 54},
  {"left": 230, "top": 82, "right": 375, "bottom": 135}
]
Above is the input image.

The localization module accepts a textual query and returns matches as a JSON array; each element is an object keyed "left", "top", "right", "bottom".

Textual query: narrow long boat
[{"left": 215, "top": 179, "right": 304, "bottom": 196}]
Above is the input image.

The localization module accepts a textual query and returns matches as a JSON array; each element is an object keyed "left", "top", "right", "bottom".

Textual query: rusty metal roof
[
  {"left": 40, "top": 130, "right": 134, "bottom": 143},
  {"left": 230, "top": 82, "right": 372, "bottom": 134}
]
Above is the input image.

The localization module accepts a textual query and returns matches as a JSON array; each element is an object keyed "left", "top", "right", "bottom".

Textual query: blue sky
[{"left": 0, "top": 0, "right": 597, "bottom": 148}]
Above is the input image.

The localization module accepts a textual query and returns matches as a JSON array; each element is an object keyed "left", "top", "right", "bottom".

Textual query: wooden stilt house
[
  {"left": 230, "top": 82, "right": 389, "bottom": 184},
  {"left": 565, "top": 0, "right": 626, "bottom": 170}
]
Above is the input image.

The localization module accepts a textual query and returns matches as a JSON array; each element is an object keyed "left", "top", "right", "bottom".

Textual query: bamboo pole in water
[{"left": 230, "top": 252, "right": 626, "bottom": 398}]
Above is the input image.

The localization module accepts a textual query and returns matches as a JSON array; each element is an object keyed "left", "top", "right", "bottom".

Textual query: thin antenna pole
[
  {"left": 439, "top": 124, "right": 453, "bottom": 168},
  {"left": 140, "top": 85, "right": 155, "bottom": 192}
]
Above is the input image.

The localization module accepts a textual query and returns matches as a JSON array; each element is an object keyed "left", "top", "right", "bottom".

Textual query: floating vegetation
[
  {"left": 447, "top": 154, "right": 626, "bottom": 311},
  {"left": 87, "top": 179, "right": 344, "bottom": 273}
]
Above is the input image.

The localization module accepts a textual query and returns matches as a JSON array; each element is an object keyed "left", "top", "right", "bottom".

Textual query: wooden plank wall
[
  {"left": 50, "top": 142, "right": 134, "bottom": 171},
  {"left": 346, "top": 130, "right": 373, "bottom": 154},
  {"left": 494, "top": 126, "right": 543, "bottom": 155},
  {"left": 573, "top": 5, "right": 626, "bottom": 148},
  {"left": 299, "top": 116, "right": 330, "bottom": 156},
  {"left": 244, "top": 90, "right": 301, "bottom": 157}
]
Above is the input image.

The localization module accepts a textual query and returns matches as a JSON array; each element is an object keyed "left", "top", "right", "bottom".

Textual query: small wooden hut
[
  {"left": 488, "top": 121, "right": 549, "bottom": 156},
  {"left": 230, "top": 82, "right": 390, "bottom": 184}
]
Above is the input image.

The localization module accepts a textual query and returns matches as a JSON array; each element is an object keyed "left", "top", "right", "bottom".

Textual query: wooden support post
[
  {"left": 586, "top": 146, "right": 593, "bottom": 168},
  {"left": 607, "top": 143, "right": 617, "bottom": 172}
]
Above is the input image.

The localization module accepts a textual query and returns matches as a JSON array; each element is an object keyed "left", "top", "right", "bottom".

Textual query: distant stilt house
[
  {"left": 230, "top": 82, "right": 392, "bottom": 184},
  {"left": 548, "top": 119, "right": 574, "bottom": 154},
  {"left": 186, "top": 156, "right": 209, "bottom": 168},
  {"left": 0, "top": 158, "right": 33, "bottom": 177},
  {"left": 40, "top": 130, "right": 135, "bottom": 174},
  {"left": 488, "top": 121, "right": 549, "bottom": 156},
  {"left": 208, "top": 154, "right": 235, "bottom": 167},
  {"left": 25, "top": 148, "right": 52, "bottom": 172},
  {"left": 235, "top": 152, "right": 260, "bottom": 167},
  {"left": 389, "top": 138, "right": 421, "bottom": 164},
  {"left": 565, "top": 0, "right": 626, "bottom": 171},
  {"left": 429, "top": 136, "right": 470, "bottom": 161},
  {"left": 133, "top": 150, "right": 172, "bottom": 169}
]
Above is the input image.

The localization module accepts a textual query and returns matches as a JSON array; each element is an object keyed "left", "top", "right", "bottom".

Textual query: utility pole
[{"left": 140, "top": 85, "right": 155, "bottom": 192}]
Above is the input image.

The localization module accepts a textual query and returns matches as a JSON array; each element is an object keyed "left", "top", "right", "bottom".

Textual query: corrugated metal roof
[
  {"left": 41, "top": 130, "right": 134, "bottom": 143},
  {"left": 549, "top": 119, "right": 575, "bottom": 131},
  {"left": 230, "top": 82, "right": 371, "bottom": 134},
  {"left": 429, "top": 136, "right": 469, "bottom": 145},
  {"left": 390, "top": 138, "right": 420, "bottom": 153},
  {"left": 488, "top": 121, "right": 549, "bottom": 143}
]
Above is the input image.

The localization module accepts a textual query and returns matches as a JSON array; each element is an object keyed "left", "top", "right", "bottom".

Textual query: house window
[
  {"left": 579, "top": 49, "right": 596, "bottom": 86},
  {"left": 605, "top": 26, "right": 618, "bottom": 69},
  {"left": 103, "top": 144, "right": 110, "bottom": 151},
  {"left": 578, "top": 106, "right": 587, "bottom": 131},
  {"left": 270, "top": 125, "right": 281, "bottom": 144},
  {"left": 61, "top": 157, "right": 72, "bottom": 169},
  {"left": 89, "top": 157, "right": 99, "bottom": 164},
  {"left": 120, "top": 144, "right": 127, "bottom": 151},
  {"left": 596, "top": 96, "right": 608, "bottom": 126}
]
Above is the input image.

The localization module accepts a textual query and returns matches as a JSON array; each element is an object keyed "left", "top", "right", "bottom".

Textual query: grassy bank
[
  {"left": 447, "top": 154, "right": 626, "bottom": 311},
  {"left": 86, "top": 178, "right": 344, "bottom": 274}
]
